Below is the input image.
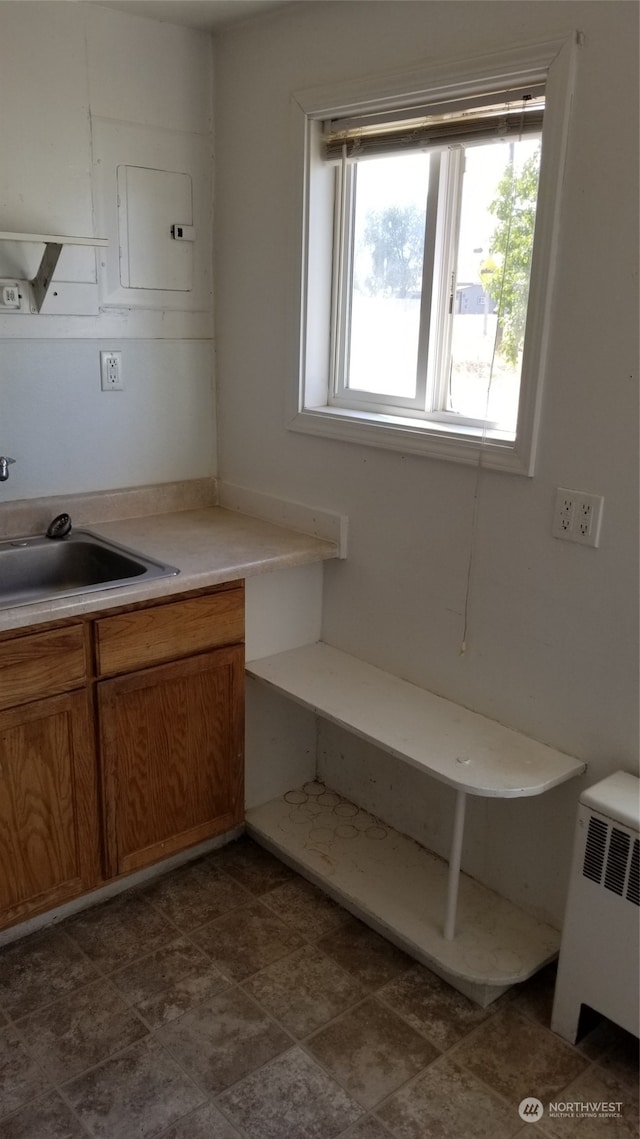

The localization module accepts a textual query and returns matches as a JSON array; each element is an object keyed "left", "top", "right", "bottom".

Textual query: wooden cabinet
[
  {"left": 0, "top": 688, "right": 100, "bottom": 929},
  {"left": 99, "top": 646, "right": 244, "bottom": 877},
  {"left": 0, "top": 583, "right": 245, "bottom": 932}
]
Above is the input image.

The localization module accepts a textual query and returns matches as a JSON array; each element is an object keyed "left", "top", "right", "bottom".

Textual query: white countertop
[{"left": 0, "top": 507, "right": 338, "bottom": 633}]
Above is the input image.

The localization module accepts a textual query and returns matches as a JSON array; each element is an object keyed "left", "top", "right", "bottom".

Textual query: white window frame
[{"left": 287, "top": 35, "right": 579, "bottom": 475}]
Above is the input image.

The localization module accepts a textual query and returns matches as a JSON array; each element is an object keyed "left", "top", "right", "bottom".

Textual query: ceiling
[{"left": 94, "top": 0, "right": 295, "bottom": 32}]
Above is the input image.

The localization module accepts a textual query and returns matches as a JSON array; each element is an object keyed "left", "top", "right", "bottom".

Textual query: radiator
[{"left": 551, "top": 770, "right": 639, "bottom": 1043}]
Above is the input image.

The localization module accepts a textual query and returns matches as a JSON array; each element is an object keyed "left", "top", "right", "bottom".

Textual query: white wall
[
  {"left": 0, "top": 339, "right": 214, "bottom": 498},
  {"left": 0, "top": 2, "right": 216, "bottom": 500},
  {"left": 214, "top": 1, "right": 639, "bottom": 924}
]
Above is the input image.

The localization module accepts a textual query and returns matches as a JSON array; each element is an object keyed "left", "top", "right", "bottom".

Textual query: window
[{"left": 290, "top": 37, "right": 578, "bottom": 474}]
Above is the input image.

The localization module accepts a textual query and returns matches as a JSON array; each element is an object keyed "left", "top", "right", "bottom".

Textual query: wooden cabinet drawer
[
  {"left": 95, "top": 587, "right": 244, "bottom": 677},
  {"left": 0, "top": 626, "right": 87, "bottom": 711}
]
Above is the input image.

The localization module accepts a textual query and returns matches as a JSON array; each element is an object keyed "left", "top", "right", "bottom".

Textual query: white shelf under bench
[{"left": 246, "top": 641, "right": 586, "bottom": 1004}]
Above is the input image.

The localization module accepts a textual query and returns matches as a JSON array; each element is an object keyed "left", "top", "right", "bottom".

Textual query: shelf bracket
[
  {"left": 31, "top": 242, "right": 63, "bottom": 313},
  {"left": 0, "top": 232, "right": 108, "bottom": 315}
]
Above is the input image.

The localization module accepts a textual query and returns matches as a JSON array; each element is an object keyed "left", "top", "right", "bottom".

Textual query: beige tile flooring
[{"left": 0, "top": 838, "right": 637, "bottom": 1139}]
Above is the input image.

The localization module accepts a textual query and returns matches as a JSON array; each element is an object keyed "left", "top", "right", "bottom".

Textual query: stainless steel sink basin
[{"left": 0, "top": 530, "right": 179, "bottom": 610}]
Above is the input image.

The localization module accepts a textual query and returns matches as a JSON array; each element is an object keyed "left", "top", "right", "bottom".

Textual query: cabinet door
[
  {"left": 99, "top": 646, "right": 244, "bottom": 877},
  {"left": 0, "top": 692, "right": 100, "bottom": 929}
]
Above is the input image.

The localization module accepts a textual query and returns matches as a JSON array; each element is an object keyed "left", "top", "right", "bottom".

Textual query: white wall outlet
[
  {"left": 100, "top": 350, "right": 123, "bottom": 391},
  {"left": 555, "top": 490, "right": 574, "bottom": 536},
  {"left": 0, "top": 278, "right": 34, "bottom": 314},
  {"left": 1, "top": 283, "right": 21, "bottom": 309},
  {"left": 553, "top": 487, "right": 604, "bottom": 547}
]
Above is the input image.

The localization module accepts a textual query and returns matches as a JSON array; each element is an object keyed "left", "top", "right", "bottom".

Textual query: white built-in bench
[{"left": 246, "top": 641, "right": 586, "bottom": 1003}]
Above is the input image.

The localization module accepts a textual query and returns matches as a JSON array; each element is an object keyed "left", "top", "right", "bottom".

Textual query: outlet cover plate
[
  {"left": 100, "top": 350, "right": 123, "bottom": 391},
  {"left": 553, "top": 487, "right": 604, "bottom": 547}
]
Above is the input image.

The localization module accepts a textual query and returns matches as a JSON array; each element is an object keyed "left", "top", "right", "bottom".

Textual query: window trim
[{"left": 287, "top": 35, "right": 579, "bottom": 475}]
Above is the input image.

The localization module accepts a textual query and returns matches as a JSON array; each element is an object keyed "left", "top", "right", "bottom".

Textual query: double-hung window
[{"left": 290, "top": 38, "right": 577, "bottom": 474}]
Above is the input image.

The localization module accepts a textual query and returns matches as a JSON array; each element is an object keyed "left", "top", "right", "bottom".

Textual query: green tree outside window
[{"left": 487, "top": 146, "right": 541, "bottom": 366}]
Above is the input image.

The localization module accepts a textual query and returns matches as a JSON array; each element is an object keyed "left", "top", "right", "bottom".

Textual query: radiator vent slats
[
  {"left": 604, "top": 828, "right": 631, "bottom": 895},
  {"left": 582, "top": 815, "right": 639, "bottom": 905},
  {"left": 583, "top": 816, "right": 608, "bottom": 883},
  {"left": 627, "top": 839, "right": 639, "bottom": 906}
]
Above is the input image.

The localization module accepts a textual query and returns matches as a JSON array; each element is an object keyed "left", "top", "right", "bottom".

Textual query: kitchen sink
[{"left": 0, "top": 530, "right": 179, "bottom": 610}]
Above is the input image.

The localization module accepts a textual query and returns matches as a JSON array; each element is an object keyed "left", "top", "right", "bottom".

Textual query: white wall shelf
[
  {"left": 0, "top": 231, "right": 108, "bottom": 312},
  {"left": 247, "top": 642, "right": 585, "bottom": 798},
  {"left": 247, "top": 641, "right": 586, "bottom": 979},
  {"left": 246, "top": 786, "right": 561, "bottom": 1006},
  {"left": 0, "top": 232, "right": 108, "bottom": 246}
]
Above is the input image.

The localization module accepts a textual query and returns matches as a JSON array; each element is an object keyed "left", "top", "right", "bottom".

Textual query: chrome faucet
[{"left": 0, "top": 457, "right": 15, "bottom": 482}]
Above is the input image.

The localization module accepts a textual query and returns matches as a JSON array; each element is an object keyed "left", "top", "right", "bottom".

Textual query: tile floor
[{"left": 0, "top": 837, "right": 637, "bottom": 1139}]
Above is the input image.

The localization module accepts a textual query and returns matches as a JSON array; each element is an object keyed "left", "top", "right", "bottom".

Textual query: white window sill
[{"left": 289, "top": 405, "right": 532, "bottom": 474}]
